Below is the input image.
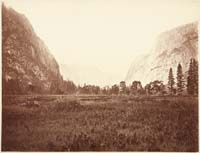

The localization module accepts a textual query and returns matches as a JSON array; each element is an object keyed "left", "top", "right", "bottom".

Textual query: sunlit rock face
[
  {"left": 2, "top": 4, "right": 63, "bottom": 94},
  {"left": 125, "top": 22, "right": 198, "bottom": 86}
]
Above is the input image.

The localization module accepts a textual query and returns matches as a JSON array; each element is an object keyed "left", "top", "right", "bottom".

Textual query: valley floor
[{"left": 1, "top": 95, "right": 198, "bottom": 151}]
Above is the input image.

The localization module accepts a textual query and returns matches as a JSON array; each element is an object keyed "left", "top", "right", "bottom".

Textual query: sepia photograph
[{"left": 1, "top": 0, "right": 199, "bottom": 151}]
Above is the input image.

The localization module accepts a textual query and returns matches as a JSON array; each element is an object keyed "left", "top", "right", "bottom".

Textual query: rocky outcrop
[
  {"left": 125, "top": 22, "right": 198, "bottom": 86},
  {"left": 2, "top": 4, "right": 63, "bottom": 94}
]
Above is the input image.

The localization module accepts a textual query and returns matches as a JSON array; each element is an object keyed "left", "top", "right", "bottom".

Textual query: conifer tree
[
  {"left": 168, "top": 68, "right": 175, "bottom": 95},
  {"left": 193, "top": 59, "right": 198, "bottom": 95},
  {"left": 176, "top": 63, "right": 185, "bottom": 95},
  {"left": 187, "top": 59, "right": 195, "bottom": 95},
  {"left": 187, "top": 58, "right": 198, "bottom": 95}
]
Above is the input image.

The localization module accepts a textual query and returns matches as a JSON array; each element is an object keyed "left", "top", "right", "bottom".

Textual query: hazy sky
[{"left": 4, "top": 0, "right": 200, "bottom": 85}]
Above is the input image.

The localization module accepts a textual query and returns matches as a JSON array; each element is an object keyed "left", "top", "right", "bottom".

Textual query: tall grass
[{"left": 2, "top": 95, "right": 198, "bottom": 151}]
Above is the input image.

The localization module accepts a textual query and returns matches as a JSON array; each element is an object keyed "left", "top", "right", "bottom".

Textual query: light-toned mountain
[{"left": 125, "top": 22, "right": 198, "bottom": 86}]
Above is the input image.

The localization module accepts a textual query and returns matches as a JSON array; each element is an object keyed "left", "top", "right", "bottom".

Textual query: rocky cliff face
[
  {"left": 125, "top": 22, "right": 198, "bottom": 86},
  {"left": 2, "top": 4, "right": 63, "bottom": 94}
]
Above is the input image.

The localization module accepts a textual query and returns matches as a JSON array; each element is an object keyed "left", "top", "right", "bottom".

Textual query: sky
[{"left": 3, "top": 0, "right": 200, "bottom": 86}]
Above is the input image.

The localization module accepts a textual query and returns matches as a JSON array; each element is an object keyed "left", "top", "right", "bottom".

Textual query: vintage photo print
[{"left": 1, "top": 0, "right": 199, "bottom": 151}]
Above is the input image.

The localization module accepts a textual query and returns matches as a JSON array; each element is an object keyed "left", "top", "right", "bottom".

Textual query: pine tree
[
  {"left": 168, "top": 68, "right": 175, "bottom": 95},
  {"left": 176, "top": 63, "right": 185, "bottom": 95},
  {"left": 187, "top": 59, "right": 195, "bottom": 95},
  {"left": 187, "top": 58, "right": 198, "bottom": 95},
  {"left": 193, "top": 59, "right": 198, "bottom": 95}
]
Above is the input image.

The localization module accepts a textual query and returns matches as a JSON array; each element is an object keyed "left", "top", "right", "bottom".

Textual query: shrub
[{"left": 53, "top": 100, "right": 82, "bottom": 112}]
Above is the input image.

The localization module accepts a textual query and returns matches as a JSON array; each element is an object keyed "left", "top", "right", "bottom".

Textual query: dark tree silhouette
[
  {"left": 187, "top": 58, "right": 198, "bottom": 95},
  {"left": 168, "top": 68, "right": 175, "bottom": 95},
  {"left": 62, "top": 80, "right": 77, "bottom": 94},
  {"left": 110, "top": 84, "right": 119, "bottom": 95},
  {"left": 145, "top": 80, "right": 164, "bottom": 95},
  {"left": 119, "top": 81, "right": 126, "bottom": 94},
  {"left": 176, "top": 63, "right": 185, "bottom": 95},
  {"left": 187, "top": 59, "right": 194, "bottom": 94},
  {"left": 77, "top": 84, "right": 100, "bottom": 95},
  {"left": 130, "top": 81, "right": 143, "bottom": 95},
  {"left": 193, "top": 59, "right": 198, "bottom": 95}
]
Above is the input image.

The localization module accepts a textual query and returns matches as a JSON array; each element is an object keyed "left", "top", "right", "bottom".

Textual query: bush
[{"left": 53, "top": 100, "right": 82, "bottom": 112}]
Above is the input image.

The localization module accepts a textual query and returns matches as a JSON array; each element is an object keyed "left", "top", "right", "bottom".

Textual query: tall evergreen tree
[
  {"left": 187, "top": 58, "right": 198, "bottom": 95},
  {"left": 176, "top": 63, "right": 185, "bottom": 95},
  {"left": 187, "top": 59, "right": 195, "bottom": 95},
  {"left": 168, "top": 68, "right": 175, "bottom": 95},
  {"left": 193, "top": 59, "right": 198, "bottom": 95}
]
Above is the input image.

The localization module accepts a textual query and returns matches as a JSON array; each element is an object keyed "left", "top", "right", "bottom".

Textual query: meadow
[{"left": 2, "top": 95, "right": 198, "bottom": 151}]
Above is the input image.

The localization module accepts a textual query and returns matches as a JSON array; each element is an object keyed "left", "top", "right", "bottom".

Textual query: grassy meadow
[{"left": 2, "top": 95, "right": 198, "bottom": 151}]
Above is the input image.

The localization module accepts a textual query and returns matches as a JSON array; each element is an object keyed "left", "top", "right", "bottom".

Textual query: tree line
[
  {"left": 6, "top": 58, "right": 195, "bottom": 95},
  {"left": 54, "top": 58, "right": 198, "bottom": 96},
  {"left": 168, "top": 58, "right": 198, "bottom": 95}
]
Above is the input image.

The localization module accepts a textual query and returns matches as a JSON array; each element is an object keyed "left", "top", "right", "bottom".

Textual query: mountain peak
[{"left": 125, "top": 22, "right": 198, "bottom": 85}]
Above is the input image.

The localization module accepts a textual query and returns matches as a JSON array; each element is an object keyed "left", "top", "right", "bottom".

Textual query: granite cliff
[
  {"left": 2, "top": 4, "right": 63, "bottom": 94},
  {"left": 125, "top": 22, "right": 198, "bottom": 86}
]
